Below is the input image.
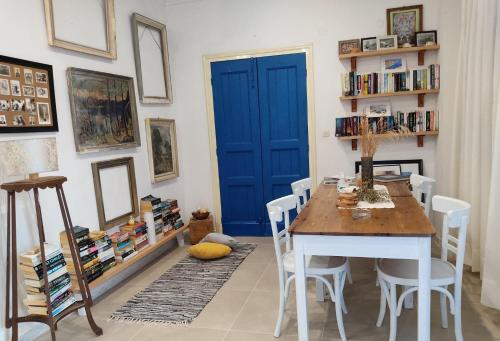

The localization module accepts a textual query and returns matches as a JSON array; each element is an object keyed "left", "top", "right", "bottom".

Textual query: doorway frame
[{"left": 202, "top": 44, "right": 317, "bottom": 233}]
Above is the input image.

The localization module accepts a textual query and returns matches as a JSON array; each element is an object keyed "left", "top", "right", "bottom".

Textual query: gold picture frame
[
  {"left": 386, "top": 5, "right": 423, "bottom": 47},
  {"left": 132, "top": 13, "right": 173, "bottom": 104},
  {"left": 43, "top": 0, "right": 117, "bottom": 59},
  {"left": 145, "top": 118, "right": 179, "bottom": 183},
  {"left": 92, "top": 157, "right": 138, "bottom": 230}
]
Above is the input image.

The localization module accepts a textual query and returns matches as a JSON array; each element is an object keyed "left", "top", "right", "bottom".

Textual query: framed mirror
[
  {"left": 92, "top": 157, "right": 138, "bottom": 230},
  {"left": 43, "top": 0, "right": 117, "bottom": 59},
  {"left": 132, "top": 13, "right": 173, "bottom": 104}
]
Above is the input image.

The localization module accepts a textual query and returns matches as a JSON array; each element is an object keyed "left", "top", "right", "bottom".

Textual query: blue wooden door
[{"left": 211, "top": 53, "right": 309, "bottom": 236}]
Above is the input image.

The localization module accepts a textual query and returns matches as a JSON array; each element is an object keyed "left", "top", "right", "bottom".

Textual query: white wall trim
[{"left": 202, "top": 44, "right": 317, "bottom": 233}]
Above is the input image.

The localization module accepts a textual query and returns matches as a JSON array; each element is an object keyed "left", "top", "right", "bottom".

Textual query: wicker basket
[
  {"left": 192, "top": 211, "right": 210, "bottom": 220},
  {"left": 189, "top": 215, "right": 213, "bottom": 244}
]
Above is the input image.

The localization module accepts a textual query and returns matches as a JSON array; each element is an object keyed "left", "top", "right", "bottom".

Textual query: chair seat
[
  {"left": 283, "top": 250, "right": 347, "bottom": 275},
  {"left": 377, "top": 257, "right": 455, "bottom": 286}
]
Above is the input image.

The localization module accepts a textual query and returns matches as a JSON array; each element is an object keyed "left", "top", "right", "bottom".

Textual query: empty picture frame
[
  {"left": 132, "top": 13, "right": 173, "bottom": 104},
  {"left": 43, "top": 0, "right": 117, "bottom": 59},
  {"left": 92, "top": 157, "right": 138, "bottom": 230}
]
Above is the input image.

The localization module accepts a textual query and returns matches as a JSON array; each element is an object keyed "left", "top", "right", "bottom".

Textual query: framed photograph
[
  {"left": 67, "top": 67, "right": 140, "bottom": 153},
  {"left": 145, "top": 118, "right": 179, "bottom": 183},
  {"left": 381, "top": 55, "right": 406, "bottom": 72},
  {"left": 361, "top": 37, "right": 377, "bottom": 52},
  {"left": 416, "top": 30, "right": 437, "bottom": 46},
  {"left": 92, "top": 157, "right": 139, "bottom": 230},
  {"left": 43, "top": 0, "right": 117, "bottom": 59},
  {"left": 355, "top": 159, "right": 424, "bottom": 176},
  {"left": 365, "top": 103, "right": 391, "bottom": 117},
  {"left": 377, "top": 35, "right": 398, "bottom": 50},
  {"left": 386, "top": 5, "right": 423, "bottom": 46},
  {"left": 132, "top": 13, "right": 173, "bottom": 104},
  {"left": 0, "top": 55, "right": 58, "bottom": 133},
  {"left": 338, "top": 39, "right": 360, "bottom": 55}
]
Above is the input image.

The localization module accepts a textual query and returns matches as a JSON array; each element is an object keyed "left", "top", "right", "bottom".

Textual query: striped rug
[{"left": 110, "top": 243, "right": 257, "bottom": 324}]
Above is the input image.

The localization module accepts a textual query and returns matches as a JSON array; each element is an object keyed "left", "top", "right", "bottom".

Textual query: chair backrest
[
  {"left": 410, "top": 174, "right": 436, "bottom": 217},
  {"left": 266, "top": 195, "right": 297, "bottom": 289},
  {"left": 432, "top": 195, "right": 471, "bottom": 285},
  {"left": 291, "top": 178, "right": 312, "bottom": 213}
]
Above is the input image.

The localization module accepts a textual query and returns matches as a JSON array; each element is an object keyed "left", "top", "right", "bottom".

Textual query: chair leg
[
  {"left": 274, "top": 291, "right": 286, "bottom": 337},
  {"left": 440, "top": 285, "right": 448, "bottom": 329},
  {"left": 403, "top": 286, "right": 414, "bottom": 309},
  {"left": 454, "top": 286, "right": 463, "bottom": 341},
  {"left": 346, "top": 258, "right": 353, "bottom": 284},
  {"left": 376, "top": 280, "right": 387, "bottom": 327},
  {"left": 389, "top": 283, "right": 398, "bottom": 341},
  {"left": 334, "top": 272, "right": 347, "bottom": 341},
  {"left": 340, "top": 272, "right": 348, "bottom": 314}
]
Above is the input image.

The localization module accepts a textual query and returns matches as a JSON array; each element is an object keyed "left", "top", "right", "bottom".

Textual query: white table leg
[
  {"left": 418, "top": 237, "right": 431, "bottom": 341},
  {"left": 315, "top": 279, "right": 325, "bottom": 302},
  {"left": 294, "top": 238, "right": 309, "bottom": 341}
]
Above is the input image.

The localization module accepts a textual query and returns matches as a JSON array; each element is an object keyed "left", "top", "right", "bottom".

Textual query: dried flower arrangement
[{"left": 359, "top": 117, "right": 410, "bottom": 157}]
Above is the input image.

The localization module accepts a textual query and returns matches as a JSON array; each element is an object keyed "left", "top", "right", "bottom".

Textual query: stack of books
[
  {"left": 335, "top": 116, "right": 395, "bottom": 137},
  {"left": 393, "top": 110, "right": 439, "bottom": 133},
  {"left": 110, "top": 231, "right": 137, "bottom": 262},
  {"left": 20, "top": 243, "right": 75, "bottom": 317},
  {"left": 141, "top": 195, "right": 164, "bottom": 240},
  {"left": 341, "top": 64, "right": 440, "bottom": 96},
  {"left": 121, "top": 221, "right": 149, "bottom": 252},
  {"left": 60, "top": 226, "right": 103, "bottom": 286},
  {"left": 89, "top": 231, "right": 116, "bottom": 273},
  {"left": 163, "top": 199, "right": 184, "bottom": 232}
]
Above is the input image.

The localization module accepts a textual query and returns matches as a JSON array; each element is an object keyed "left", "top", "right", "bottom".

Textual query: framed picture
[
  {"left": 377, "top": 35, "right": 398, "bottom": 50},
  {"left": 67, "top": 68, "right": 140, "bottom": 153},
  {"left": 355, "top": 159, "right": 424, "bottom": 176},
  {"left": 365, "top": 103, "right": 391, "bottom": 117},
  {"left": 415, "top": 30, "right": 437, "bottom": 46},
  {"left": 0, "top": 55, "right": 58, "bottom": 133},
  {"left": 132, "top": 13, "right": 173, "bottom": 104},
  {"left": 386, "top": 5, "right": 423, "bottom": 46},
  {"left": 338, "top": 39, "right": 360, "bottom": 55},
  {"left": 43, "top": 0, "right": 117, "bottom": 59},
  {"left": 381, "top": 55, "right": 406, "bottom": 72},
  {"left": 361, "top": 37, "right": 377, "bottom": 52},
  {"left": 92, "top": 157, "right": 138, "bottom": 230},
  {"left": 145, "top": 118, "right": 179, "bottom": 183}
]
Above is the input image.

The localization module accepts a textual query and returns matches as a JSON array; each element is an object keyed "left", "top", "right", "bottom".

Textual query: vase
[{"left": 361, "top": 156, "right": 374, "bottom": 189}]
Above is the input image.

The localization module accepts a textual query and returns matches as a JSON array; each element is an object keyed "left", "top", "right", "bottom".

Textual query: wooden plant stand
[
  {"left": 188, "top": 215, "right": 213, "bottom": 244},
  {"left": 2, "top": 176, "right": 102, "bottom": 341}
]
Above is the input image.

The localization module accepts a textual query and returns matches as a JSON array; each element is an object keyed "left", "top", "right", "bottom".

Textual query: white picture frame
[
  {"left": 376, "top": 35, "right": 398, "bottom": 50},
  {"left": 365, "top": 103, "right": 391, "bottom": 117}
]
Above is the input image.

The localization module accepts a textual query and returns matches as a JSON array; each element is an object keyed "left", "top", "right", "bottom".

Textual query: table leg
[
  {"left": 294, "top": 238, "right": 309, "bottom": 341},
  {"left": 418, "top": 237, "right": 431, "bottom": 341}
]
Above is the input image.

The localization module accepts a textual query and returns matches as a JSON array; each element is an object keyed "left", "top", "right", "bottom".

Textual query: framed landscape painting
[
  {"left": 145, "top": 118, "right": 179, "bottom": 183},
  {"left": 67, "top": 68, "right": 140, "bottom": 153}
]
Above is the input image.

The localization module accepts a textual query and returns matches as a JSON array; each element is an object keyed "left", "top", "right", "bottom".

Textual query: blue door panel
[
  {"left": 211, "top": 58, "right": 264, "bottom": 236},
  {"left": 212, "top": 53, "right": 309, "bottom": 236}
]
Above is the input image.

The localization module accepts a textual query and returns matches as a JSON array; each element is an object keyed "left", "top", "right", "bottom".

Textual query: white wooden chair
[
  {"left": 291, "top": 178, "right": 312, "bottom": 213},
  {"left": 410, "top": 174, "right": 436, "bottom": 217},
  {"left": 266, "top": 195, "right": 349, "bottom": 340},
  {"left": 375, "top": 195, "right": 471, "bottom": 341},
  {"left": 291, "top": 178, "right": 353, "bottom": 292}
]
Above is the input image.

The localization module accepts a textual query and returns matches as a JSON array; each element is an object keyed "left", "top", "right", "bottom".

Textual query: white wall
[
  {"left": 0, "top": 1, "right": 184, "bottom": 340},
  {"left": 164, "top": 0, "right": 458, "bottom": 223}
]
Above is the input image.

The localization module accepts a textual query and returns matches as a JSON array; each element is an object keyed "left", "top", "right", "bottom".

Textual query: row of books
[
  {"left": 110, "top": 230, "right": 138, "bottom": 263},
  {"left": 141, "top": 196, "right": 184, "bottom": 238},
  {"left": 162, "top": 199, "right": 184, "bottom": 232},
  {"left": 341, "top": 64, "right": 440, "bottom": 96},
  {"left": 60, "top": 226, "right": 103, "bottom": 286},
  {"left": 20, "top": 244, "right": 75, "bottom": 316},
  {"left": 89, "top": 230, "right": 116, "bottom": 273},
  {"left": 335, "top": 110, "right": 439, "bottom": 137},
  {"left": 122, "top": 221, "right": 150, "bottom": 252}
]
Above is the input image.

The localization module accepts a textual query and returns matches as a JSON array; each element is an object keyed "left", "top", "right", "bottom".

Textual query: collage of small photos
[{"left": 0, "top": 62, "right": 52, "bottom": 127}]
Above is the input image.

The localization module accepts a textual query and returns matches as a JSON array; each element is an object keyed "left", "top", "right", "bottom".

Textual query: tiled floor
[{"left": 36, "top": 237, "right": 500, "bottom": 341}]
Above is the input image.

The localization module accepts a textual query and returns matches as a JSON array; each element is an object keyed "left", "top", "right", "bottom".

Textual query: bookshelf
[
  {"left": 338, "top": 43, "right": 440, "bottom": 150},
  {"left": 87, "top": 225, "right": 189, "bottom": 290},
  {"left": 339, "top": 131, "right": 439, "bottom": 150}
]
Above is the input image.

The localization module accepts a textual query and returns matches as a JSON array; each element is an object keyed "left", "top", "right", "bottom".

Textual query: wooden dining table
[{"left": 289, "top": 181, "right": 436, "bottom": 341}]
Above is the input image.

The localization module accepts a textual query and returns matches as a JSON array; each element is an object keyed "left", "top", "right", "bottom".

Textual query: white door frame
[{"left": 202, "top": 44, "right": 317, "bottom": 233}]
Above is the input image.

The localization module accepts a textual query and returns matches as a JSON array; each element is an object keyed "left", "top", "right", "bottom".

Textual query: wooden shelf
[
  {"left": 338, "top": 131, "right": 439, "bottom": 150},
  {"left": 339, "top": 44, "right": 440, "bottom": 60},
  {"left": 87, "top": 225, "right": 189, "bottom": 289},
  {"left": 340, "top": 89, "right": 439, "bottom": 101}
]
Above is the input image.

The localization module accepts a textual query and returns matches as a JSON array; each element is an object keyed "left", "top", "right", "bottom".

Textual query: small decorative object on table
[{"left": 192, "top": 208, "right": 210, "bottom": 220}]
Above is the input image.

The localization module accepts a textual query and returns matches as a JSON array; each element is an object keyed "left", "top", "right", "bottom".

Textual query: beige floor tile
[
  {"left": 254, "top": 262, "right": 280, "bottom": 292},
  {"left": 224, "top": 330, "right": 322, "bottom": 341},
  {"left": 243, "top": 243, "right": 276, "bottom": 264},
  {"left": 129, "top": 325, "right": 227, "bottom": 341},
  {"left": 222, "top": 260, "right": 269, "bottom": 291},
  {"left": 191, "top": 289, "right": 251, "bottom": 330}
]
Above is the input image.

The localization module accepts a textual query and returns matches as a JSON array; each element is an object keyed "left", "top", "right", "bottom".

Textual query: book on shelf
[
  {"left": 341, "top": 64, "right": 440, "bottom": 97},
  {"left": 23, "top": 267, "right": 69, "bottom": 288},
  {"left": 23, "top": 282, "right": 72, "bottom": 305},
  {"left": 20, "top": 243, "right": 62, "bottom": 267},
  {"left": 27, "top": 296, "right": 76, "bottom": 317}
]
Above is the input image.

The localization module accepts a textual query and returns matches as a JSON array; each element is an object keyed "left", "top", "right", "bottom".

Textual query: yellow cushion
[{"left": 187, "top": 242, "right": 231, "bottom": 260}]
